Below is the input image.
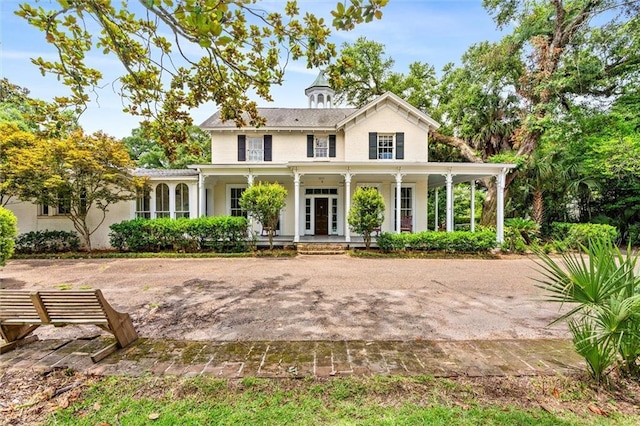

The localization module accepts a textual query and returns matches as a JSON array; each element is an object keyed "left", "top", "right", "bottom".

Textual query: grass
[{"left": 47, "top": 375, "right": 636, "bottom": 425}]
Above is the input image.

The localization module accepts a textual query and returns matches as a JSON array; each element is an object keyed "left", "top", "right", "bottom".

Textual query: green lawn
[{"left": 47, "top": 375, "right": 635, "bottom": 425}]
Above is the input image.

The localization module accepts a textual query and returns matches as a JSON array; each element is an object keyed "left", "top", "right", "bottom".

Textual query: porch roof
[{"left": 189, "top": 161, "right": 515, "bottom": 186}]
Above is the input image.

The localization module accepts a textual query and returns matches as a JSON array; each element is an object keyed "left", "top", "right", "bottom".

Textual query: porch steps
[{"left": 296, "top": 243, "right": 347, "bottom": 255}]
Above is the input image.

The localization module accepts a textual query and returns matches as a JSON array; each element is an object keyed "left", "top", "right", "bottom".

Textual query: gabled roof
[
  {"left": 336, "top": 92, "right": 441, "bottom": 130},
  {"left": 200, "top": 108, "right": 357, "bottom": 130}
]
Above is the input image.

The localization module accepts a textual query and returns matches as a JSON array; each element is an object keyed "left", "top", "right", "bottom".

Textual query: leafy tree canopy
[
  {"left": 7, "top": 129, "right": 144, "bottom": 251},
  {"left": 17, "top": 0, "right": 388, "bottom": 155},
  {"left": 123, "top": 125, "right": 211, "bottom": 169}
]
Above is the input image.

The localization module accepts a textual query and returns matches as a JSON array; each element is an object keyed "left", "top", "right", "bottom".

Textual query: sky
[{"left": 0, "top": 0, "right": 504, "bottom": 139}]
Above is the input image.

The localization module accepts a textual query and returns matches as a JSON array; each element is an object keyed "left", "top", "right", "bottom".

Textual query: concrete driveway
[{"left": 0, "top": 255, "right": 568, "bottom": 341}]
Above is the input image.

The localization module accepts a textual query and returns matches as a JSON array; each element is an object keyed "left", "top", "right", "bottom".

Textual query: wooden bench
[{"left": 0, "top": 290, "right": 138, "bottom": 362}]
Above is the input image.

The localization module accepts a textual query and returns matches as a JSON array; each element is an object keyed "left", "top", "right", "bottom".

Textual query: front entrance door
[{"left": 314, "top": 198, "right": 329, "bottom": 235}]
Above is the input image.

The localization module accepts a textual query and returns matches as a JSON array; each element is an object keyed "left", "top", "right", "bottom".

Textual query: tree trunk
[
  {"left": 480, "top": 180, "right": 497, "bottom": 227},
  {"left": 532, "top": 189, "right": 544, "bottom": 226}
]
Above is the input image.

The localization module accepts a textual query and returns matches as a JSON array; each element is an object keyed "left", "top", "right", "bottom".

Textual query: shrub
[
  {"left": 535, "top": 239, "right": 640, "bottom": 383},
  {"left": 627, "top": 224, "right": 640, "bottom": 247},
  {"left": 376, "top": 232, "right": 407, "bottom": 252},
  {"left": 14, "top": 229, "right": 80, "bottom": 254},
  {"left": 109, "top": 216, "right": 249, "bottom": 253},
  {"left": 0, "top": 207, "right": 17, "bottom": 265},
  {"left": 551, "top": 222, "right": 618, "bottom": 248},
  {"left": 377, "top": 230, "right": 496, "bottom": 253},
  {"left": 348, "top": 187, "right": 385, "bottom": 250}
]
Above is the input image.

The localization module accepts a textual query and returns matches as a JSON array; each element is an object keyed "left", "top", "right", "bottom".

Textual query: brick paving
[{"left": 0, "top": 336, "right": 584, "bottom": 378}]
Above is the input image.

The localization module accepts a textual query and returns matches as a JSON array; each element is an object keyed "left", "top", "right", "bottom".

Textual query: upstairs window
[
  {"left": 369, "top": 132, "right": 404, "bottom": 160},
  {"left": 307, "top": 134, "right": 336, "bottom": 158},
  {"left": 247, "top": 137, "right": 264, "bottom": 161},
  {"left": 378, "top": 134, "right": 394, "bottom": 159},
  {"left": 238, "top": 135, "right": 272, "bottom": 162},
  {"left": 315, "top": 137, "right": 328, "bottom": 158}
]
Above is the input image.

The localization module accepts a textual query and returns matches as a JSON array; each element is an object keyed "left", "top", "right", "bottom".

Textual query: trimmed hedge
[
  {"left": 14, "top": 229, "right": 80, "bottom": 254},
  {"left": 551, "top": 222, "right": 618, "bottom": 248},
  {"left": 377, "top": 230, "right": 497, "bottom": 253},
  {"left": 109, "top": 216, "right": 249, "bottom": 253},
  {"left": 0, "top": 207, "right": 17, "bottom": 265}
]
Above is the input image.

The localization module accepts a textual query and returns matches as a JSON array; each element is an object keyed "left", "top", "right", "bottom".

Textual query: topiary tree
[
  {"left": 239, "top": 182, "right": 287, "bottom": 250},
  {"left": 348, "top": 187, "right": 385, "bottom": 249},
  {"left": 0, "top": 206, "right": 17, "bottom": 266}
]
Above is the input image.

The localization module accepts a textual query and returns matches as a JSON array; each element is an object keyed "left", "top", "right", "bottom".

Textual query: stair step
[{"left": 298, "top": 250, "right": 346, "bottom": 255}]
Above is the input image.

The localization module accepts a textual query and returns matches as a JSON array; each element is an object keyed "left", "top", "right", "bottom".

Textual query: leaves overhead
[{"left": 16, "top": 0, "right": 388, "bottom": 153}]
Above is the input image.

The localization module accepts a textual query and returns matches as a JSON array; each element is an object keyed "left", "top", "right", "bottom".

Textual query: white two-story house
[{"left": 8, "top": 73, "right": 515, "bottom": 248}]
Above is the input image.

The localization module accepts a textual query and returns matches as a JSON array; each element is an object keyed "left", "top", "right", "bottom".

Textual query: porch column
[
  {"left": 294, "top": 171, "right": 301, "bottom": 243},
  {"left": 169, "top": 183, "right": 176, "bottom": 219},
  {"left": 246, "top": 173, "right": 255, "bottom": 233},
  {"left": 496, "top": 169, "right": 506, "bottom": 243},
  {"left": 395, "top": 173, "right": 403, "bottom": 233},
  {"left": 470, "top": 180, "right": 476, "bottom": 232},
  {"left": 198, "top": 173, "right": 206, "bottom": 217},
  {"left": 343, "top": 172, "right": 352, "bottom": 242},
  {"left": 445, "top": 173, "right": 453, "bottom": 232},
  {"left": 150, "top": 184, "right": 157, "bottom": 219},
  {"left": 434, "top": 188, "right": 439, "bottom": 231},
  {"left": 246, "top": 173, "right": 255, "bottom": 187}
]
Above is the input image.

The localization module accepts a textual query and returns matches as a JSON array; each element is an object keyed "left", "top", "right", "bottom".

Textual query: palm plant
[{"left": 535, "top": 239, "right": 640, "bottom": 383}]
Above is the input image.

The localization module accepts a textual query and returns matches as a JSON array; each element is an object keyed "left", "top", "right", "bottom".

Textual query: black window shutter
[
  {"left": 237, "top": 135, "right": 246, "bottom": 161},
  {"left": 396, "top": 132, "right": 404, "bottom": 160},
  {"left": 329, "top": 135, "right": 336, "bottom": 158},
  {"left": 369, "top": 132, "right": 377, "bottom": 159},
  {"left": 264, "top": 135, "right": 272, "bottom": 161},
  {"left": 307, "top": 135, "right": 314, "bottom": 157}
]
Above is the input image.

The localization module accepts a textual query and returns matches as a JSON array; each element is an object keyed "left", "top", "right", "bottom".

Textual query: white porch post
[
  {"left": 150, "top": 184, "right": 157, "bottom": 219},
  {"left": 198, "top": 173, "right": 206, "bottom": 217},
  {"left": 434, "top": 188, "right": 439, "bottom": 231},
  {"left": 343, "top": 172, "right": 352, "bottom": 242},
  {"left": 294, "top": 171, "right": 301, "bottom": 243},
  {"left": 496, "top": 170, "right": 506, "bottom": 243},
  {"left": 169, "top": 183, "right": 176, "bottom": 219},
  {"left": 445, "top": 173, "right": 453, "bottom": 232},
  {"left": 395, "top": 172, "right": 403, "bottom": 233},
  {"left": 245, "top": 173, "right": 255, "bottom": 233},
  {"left": 470, "top": 180, "right": 476, "bottom": 232}
]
